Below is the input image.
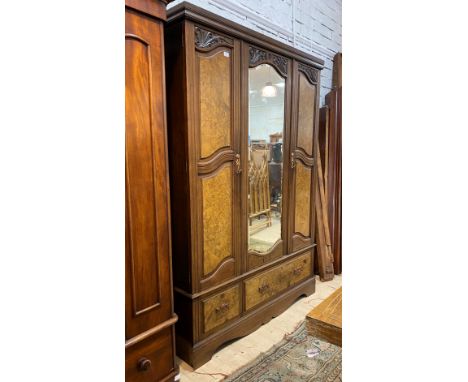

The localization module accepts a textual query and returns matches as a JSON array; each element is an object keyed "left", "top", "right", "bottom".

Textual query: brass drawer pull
[
  {"left": 137, "top": 357, "right": 152, "bottom": 372},
  {"left": 293, "top": 266, "right": 304, "bottom": 276},
  {"left": 215, "top": 302, "right": 230, "bottom": 314},
  {"left": 258, "top": 284, "right": 270, "bottom": 294}
]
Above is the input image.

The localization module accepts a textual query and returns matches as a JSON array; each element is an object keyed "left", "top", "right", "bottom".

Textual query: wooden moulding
[
  {"left": 167, "top": 2, "right": 324, "bottom": 69},
  {"left": 125, "top": 0, "right": 172, "bottom": 21}
]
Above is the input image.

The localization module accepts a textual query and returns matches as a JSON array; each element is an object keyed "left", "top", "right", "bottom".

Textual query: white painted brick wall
[{"left": 169, "top": 0, "right": 342, "bottom": 104}]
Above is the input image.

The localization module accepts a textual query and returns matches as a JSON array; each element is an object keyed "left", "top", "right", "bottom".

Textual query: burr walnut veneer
[
  {"left": 165, "top": 2, "right": 323, "bottom": 368},
  {"left": 125, "top": 1, "right": 177, "bottom": 381}
]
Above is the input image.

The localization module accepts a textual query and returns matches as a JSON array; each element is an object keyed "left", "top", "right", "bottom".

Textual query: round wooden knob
[{"left": 137, "top": 358, "right": 152, "bottom": 371}]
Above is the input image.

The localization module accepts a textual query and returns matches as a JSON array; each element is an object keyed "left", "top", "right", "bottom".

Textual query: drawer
[
  {"left": 125, "top": 327, "right": 175, "bottom": 382},
  {"left": 202, "top": 285, "right": 240, "bottom": 333},
  {"left": 244, "top": 253, "right": 312, "bottom": 310}
]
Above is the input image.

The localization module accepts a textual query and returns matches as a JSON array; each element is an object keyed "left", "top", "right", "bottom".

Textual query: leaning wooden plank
[
  {"left": 315, "top": 189, "right": 334, "bottom": 281},
  {"left": 318, "top": 106, "right": 330, "bottom": 198},
  {"left": 316, "top": 143, "right": 332, "bottom": 249},
  {"left": 314, "top": 145, "right": 334, "bottom": 281},
  {"left": 332, "top": 52, "right": 342, "bottom": 89},
  {"left": 325, "top": 86, "right": 342, "bottom": 275}
]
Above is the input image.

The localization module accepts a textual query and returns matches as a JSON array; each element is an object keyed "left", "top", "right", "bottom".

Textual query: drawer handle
[
  {"left": 137, "top": 357, "right": 152, "bottom": 372},
  {"left": 258, "top": 284, "right": 270, "bottom": 294},
  {"left": 215, "top": 302, "right": 230, "bottom": 314},
  {"left": 293, "top": 266, "right": 304, "bottom": 276}
]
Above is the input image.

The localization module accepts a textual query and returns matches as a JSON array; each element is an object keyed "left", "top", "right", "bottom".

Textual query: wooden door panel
[
  {"left": 193, "top": 26, "right": 240, "bottom": 290},
  {"left": 289, "top": 63, "right": 319, "bottom": 253},
  {"left": 297, "top": 75, "right": 316, "bottom": 156},
  {"left": 201, "top": 165, "right": 233, "bottom": 275},
  {"left": 198, "top": 50, "right": 232, "bottom": 158},
  {"left": 294, "top": 162, "right": 312, "bottom": 237},
  {"left": 125, "top": 10, "right": 171, "bottom": 339}
]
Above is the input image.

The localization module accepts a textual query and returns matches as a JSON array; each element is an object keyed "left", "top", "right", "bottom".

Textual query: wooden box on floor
[
  {"left": 306, "top": 287, "right": 342, "bottom": 347},
  {"left": 125, "top": 0, "right": 178, "bottom": 381},
  {"left": 165, "top": 2, "right": 324, "bottom": 368}
]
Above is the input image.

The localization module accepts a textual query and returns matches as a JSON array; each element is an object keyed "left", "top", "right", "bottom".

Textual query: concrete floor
[{"left": 177, "top": 274, "right": 343, "bottom": 381}]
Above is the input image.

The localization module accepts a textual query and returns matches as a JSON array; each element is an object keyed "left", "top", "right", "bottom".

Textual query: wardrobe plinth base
[{"left": 176, "top": 277, "right": 315, "bottom": 369}]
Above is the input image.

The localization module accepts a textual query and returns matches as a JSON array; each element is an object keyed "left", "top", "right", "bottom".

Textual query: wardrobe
[
  {"left": 165, "top": 2, "right": 323, "bottom": 368},
  {"left": 125, "top": 0, "right": 177, "bottom": 381}
]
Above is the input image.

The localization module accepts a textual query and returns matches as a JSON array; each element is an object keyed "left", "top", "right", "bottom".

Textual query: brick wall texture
[{"left": 169, "top": 0, "right": 342, "bottom": 104}]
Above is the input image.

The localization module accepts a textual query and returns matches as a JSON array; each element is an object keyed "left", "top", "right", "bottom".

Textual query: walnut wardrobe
[
  {"left": 165, "top": 2, "right": 323, "bottom": 368},
  {"left": 125, "top": 0, "right": 178, "bottom": 381}
]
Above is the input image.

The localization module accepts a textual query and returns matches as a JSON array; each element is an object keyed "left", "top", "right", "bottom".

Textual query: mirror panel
[{"left": 248, "top": 63, "right": 285, "bottom": 253}]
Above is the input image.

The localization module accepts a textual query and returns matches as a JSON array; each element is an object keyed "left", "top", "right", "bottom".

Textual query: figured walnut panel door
[
  {"left": 125, "top": 10, "right": 172, "bottom": 340},
  {"left": 192, "top": 26, "right": 241, "bottom": 290},
  {"left": 288, "top": 62, "right": 320, "bottom": 253}
]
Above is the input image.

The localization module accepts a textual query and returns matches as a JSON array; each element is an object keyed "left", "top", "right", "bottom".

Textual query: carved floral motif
[
  {"left": 298, "top": 63, "right": 318, "bottom": 84},
  {"left": 249, "top": 47, "right": 267, "bottom": 65},
  {"left": 195, "top": 26, "right": 233, "bottom": 49},
  {"left": 249, "top": 46, "right": 288, "bottom": 77}
]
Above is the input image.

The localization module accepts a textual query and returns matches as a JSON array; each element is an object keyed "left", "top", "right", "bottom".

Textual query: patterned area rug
[{"left": 223, "top": 321, "right": 342, "bottom": 382}]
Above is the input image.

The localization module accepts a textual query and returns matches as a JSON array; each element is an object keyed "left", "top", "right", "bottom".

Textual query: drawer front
[
  {"left": 125, "top": 328, "right": 175, "bottom": 382},
  {"left": 202, "top": 285, "right": 240, "bottom": 333},
  {"left": 244, "top": 253, "right": 311, "bottom": 310}
]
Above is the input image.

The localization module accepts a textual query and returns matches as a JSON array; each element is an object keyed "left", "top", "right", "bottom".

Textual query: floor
[
  {"left": 248, "top": 216, "right": 281, "bottom": 252},
  {"left": 177, "top": 274, "right": 343, "bottom": 381}
]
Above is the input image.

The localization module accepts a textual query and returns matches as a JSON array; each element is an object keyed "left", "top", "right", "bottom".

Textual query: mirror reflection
[{"left": 248, "top": 64, "right": 285, "bottom": 253}]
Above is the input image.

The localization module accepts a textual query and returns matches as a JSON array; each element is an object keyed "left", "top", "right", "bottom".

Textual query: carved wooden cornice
[
  {"left": 195, "top": 26, "right": 233, "bottom": 50},
  {"left": 298, "top": 62, "right": 318, "bottom": 84},
  {"left": 249, "top": 46, "right": 288, "bottom": 77}
]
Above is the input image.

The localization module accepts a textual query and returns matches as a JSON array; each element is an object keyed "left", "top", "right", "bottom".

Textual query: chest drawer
[
  {"left": 202, "top": 285, "right": 241, "bottom": 333},
  {"left": 125, "top": 327, "right": 175, "bottom": 382},
  {"left": 244, "top": 253, "right": 312, "bottom": 310}
]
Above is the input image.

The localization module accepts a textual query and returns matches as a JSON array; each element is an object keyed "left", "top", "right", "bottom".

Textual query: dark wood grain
[
  {"left": 332, "top": 52, "right": 342, "bottom": 89},
  {"left": 165, "top": 4, "right": 322, "bottom": 369},
  {"left": 324, "top": 88, "right": 342, "bottom": 275},
  {"left": 125, "top": 328, "right": 177, "bottom": 382},
  {"left": 126, "top": 2, "right": 171, "bottom": 342},
  {"left": 126, "top": 1, "right": 177, "bottom": 380}
]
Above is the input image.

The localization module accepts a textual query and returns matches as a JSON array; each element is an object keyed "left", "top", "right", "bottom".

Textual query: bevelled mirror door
[{"left": 248, "top": 63, "right": 285, "bottom": 253}]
